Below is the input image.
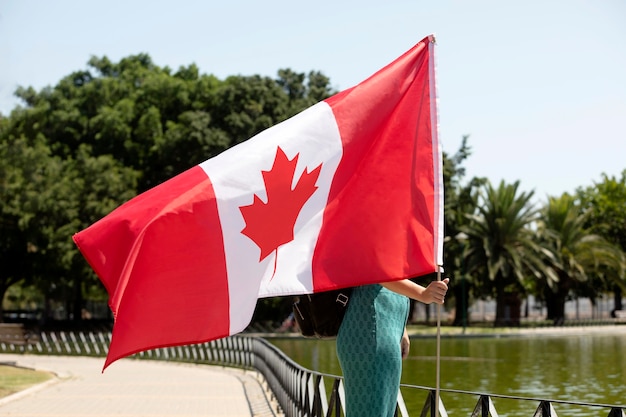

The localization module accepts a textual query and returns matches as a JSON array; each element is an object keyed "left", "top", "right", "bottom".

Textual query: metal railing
[{"left": 1, "top": 330, "right": 624, "bottom": 417}]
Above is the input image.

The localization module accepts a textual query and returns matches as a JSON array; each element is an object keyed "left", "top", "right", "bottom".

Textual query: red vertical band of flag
[
  {"left": 313, "top": 37, "right": 438, "bottom": 290},
  {"left": 73, "top": 35, "right": 442, "bottom": 369},
  {"left": 74, "top": 167, "right": 230, "bottom": 368}
]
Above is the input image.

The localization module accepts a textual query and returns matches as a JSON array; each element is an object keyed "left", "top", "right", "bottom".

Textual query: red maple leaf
[{"left": 240, "top": 146, "right": 322, "bottom": 265}]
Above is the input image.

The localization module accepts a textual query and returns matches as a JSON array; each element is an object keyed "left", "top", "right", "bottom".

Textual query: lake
[{"left": 269, "top": 329, "right": 625, "bottom": 416}]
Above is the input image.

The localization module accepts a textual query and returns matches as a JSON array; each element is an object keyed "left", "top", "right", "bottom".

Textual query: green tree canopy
[
  {"left": 537, "top": 193, "right": 625, "bottom": 322},
  {"left": 1, "top": 53, "right": 334, "bottom": 322},
  {"left": 578, "top": 170, "right": 626, "bottom": 312}
]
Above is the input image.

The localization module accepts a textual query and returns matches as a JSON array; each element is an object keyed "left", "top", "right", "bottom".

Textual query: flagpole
[
  {"left": 435, "top": 265, "right": 442, "bottom": 417},
  {"left": 427, "top": 33, "right": 443, "bottom": 417}
]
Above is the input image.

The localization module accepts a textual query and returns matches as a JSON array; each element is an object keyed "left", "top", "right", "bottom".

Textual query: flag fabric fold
[{"left": 73, "top": 35, "right": 443, "bottom": 369}]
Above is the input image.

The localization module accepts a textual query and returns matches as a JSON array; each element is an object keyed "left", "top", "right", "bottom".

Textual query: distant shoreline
[
  {"left": 406, "top": 323, "right": 626, "bottom": 338},
  {"left": 255, "top": 323, "right": 626, "bottom": 339}
]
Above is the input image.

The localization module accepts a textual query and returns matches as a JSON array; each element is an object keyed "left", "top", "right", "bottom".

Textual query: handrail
[{"left": 1, "top": 331, "right": 624, "bottom": 417}]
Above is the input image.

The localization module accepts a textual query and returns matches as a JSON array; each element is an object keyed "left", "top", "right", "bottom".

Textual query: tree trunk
[
  {"left": 545, "top": 271, "right": 572, "bottom": 325},
  {"left": 0, "top": 283, "right": 7, "bottom": 323},
  {"left": 495, "top": 285, "right": 521, "bottom": 327},
  {"left": 611, "top": 286, "right": 623, "bottom": 317},
  {"left": 452, "top": 278, "right": 470, "bottom": 327},
  {"left": 72, "top": 276, "right": 84, "bottom": 322},
  {"left": 544, "top": 285, "right": 567, "bottom": 325},
  {"left": 614, "top": 286, "right": 623, "bottom": 311},
  {"left": 494, "top": 284, "right": 506, "bottom": 326}
]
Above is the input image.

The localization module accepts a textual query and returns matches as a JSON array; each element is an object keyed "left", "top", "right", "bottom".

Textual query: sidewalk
[{"left": 0, "top": 353, "right": 282, "bottom": 417}]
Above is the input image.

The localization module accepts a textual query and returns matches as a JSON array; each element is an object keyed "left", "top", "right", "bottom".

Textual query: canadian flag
[{"left": 73, "top": 35, "right": 443, "bottom": 369}]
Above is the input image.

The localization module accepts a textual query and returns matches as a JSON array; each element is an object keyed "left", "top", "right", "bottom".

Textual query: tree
[
  {"left": 461, "top": 180, "right": 554, "bottom": 326},
  {"left": 276, "top": 69, "right": 333, "bottom": 115},
  {"left": 537, "top": 193, "right": 625, "bottom": 323},
  {"left": 0, "top": 134, "right": 139, "bottom": 321},
  {"left": 1, "top": 53, "right": 335, "bottom": 324},
  {"left": 0, "top": 135, "right": 53, "bottom": 319},
  {"left": 578, "top": 171, "right": 626, "bottom": 313},
  {"left": 47, "top": 146, "right": 139, "bottom": 321}
]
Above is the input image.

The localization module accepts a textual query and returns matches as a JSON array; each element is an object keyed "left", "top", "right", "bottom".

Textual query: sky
[{"left": 1, "top": 0, "right": 625, "bottom": 201}]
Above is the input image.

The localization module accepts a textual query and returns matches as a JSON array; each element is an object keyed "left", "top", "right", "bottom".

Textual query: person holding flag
[{"left": 337, "top": 278, "right": 449, "bottom": 417}]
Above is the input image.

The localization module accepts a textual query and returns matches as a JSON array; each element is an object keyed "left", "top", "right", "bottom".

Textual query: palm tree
[
  {"left": 439, "top": 136, "right": 486, "bottom": 327},
  {"left": 461, "top": 180, "right": 555, "bottom": 326},
  {"left": 537, "top": 193, "right": 625, "bottom": 323}
]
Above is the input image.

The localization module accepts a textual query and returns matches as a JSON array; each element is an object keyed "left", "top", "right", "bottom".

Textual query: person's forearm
[
  {"left": 381, "top": 280, "right": 427, "bottom": 302},
  {"left": 381, "top": 278, "right": 449, "bottom": 304}
]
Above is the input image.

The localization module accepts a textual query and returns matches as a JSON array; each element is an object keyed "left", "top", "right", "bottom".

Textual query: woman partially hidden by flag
[{"left": 337, "top": 278, "right": 449, "bottom": 417}]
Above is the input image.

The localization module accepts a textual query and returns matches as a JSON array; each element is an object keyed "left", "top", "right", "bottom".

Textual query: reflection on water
[{"left": 270, "top": 332, "right": 625, "bottom": 417}]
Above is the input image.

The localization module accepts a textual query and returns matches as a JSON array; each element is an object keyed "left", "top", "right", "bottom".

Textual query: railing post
[
  {"left": 533, "top": 400, "right": 557, "bottom": 417},
  {"left": 419, "top": 389, "right": 448, "bottom": 417},
  {"left": 470, "top": 395, "right": 498, "bottom": 417},
  {"left": 480, "top": 395, "right": 490, "bottom": 417},
  {"left": 608, "top": 408, "right": 626, "bottom": 417},
  {"left": 419, "top": 390, "right": 437, "bottom": 417},
  {"left": 326, "top": 378, "right": 342, "bottom": 417},
  {"left": 396, "top": 389, "right": 409, "bottom": 417}
]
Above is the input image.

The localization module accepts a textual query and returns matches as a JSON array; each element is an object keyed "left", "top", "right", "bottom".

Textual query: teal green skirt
[{"left": 336, "top": 284, "right": 409, "bottom": 417}]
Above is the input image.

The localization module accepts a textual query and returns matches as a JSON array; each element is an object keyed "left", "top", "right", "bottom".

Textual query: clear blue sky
[{"left": 1, "top": 0, "right": 625, "bottom": 201}]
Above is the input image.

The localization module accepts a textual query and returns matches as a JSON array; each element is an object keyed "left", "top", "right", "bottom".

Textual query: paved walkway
[{"left": 0, "top": 354, "right": 282, "bottom": 417}]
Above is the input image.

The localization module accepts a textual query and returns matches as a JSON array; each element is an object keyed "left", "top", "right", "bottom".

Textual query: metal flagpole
[
  {"left": 428, "top": 33, "right": 443, "bottom": 417},
  {"left": 435, "top": 265, "right": 442, "bottom": 416}
]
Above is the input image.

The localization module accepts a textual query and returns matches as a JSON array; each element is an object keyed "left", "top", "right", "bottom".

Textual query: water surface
[{"left": 270, "top": 331, "right": 625, "bottom": 416}]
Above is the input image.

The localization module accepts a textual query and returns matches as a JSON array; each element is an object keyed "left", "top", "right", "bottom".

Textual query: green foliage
[
  {"left": 578, "top": 170, "right": 626, "bottom": 251},
  {"left": 463, "top": 181, "right": 543, "bottom": 285},
  {"left": 577, "top": 172, "right": 626, "bottom": 308},
  {"left": 0, "top": 53, "right": 334, "bottom": 323},
  {"left": 459, "top": 180, "right": 553, "bottom": 325},
  {"left": 536, "top": 193, "right": 625, "bottom": 321},
  {"left": 0, "top": 135, "right": 57, "bottom": 300},
  {"left": 2, "top": 284, "right": 43, "bottom": 311}
]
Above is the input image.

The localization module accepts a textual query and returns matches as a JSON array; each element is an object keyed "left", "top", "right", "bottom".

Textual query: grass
[{"left": 0, "top": 364, "right": 54, "bottom": 398}]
